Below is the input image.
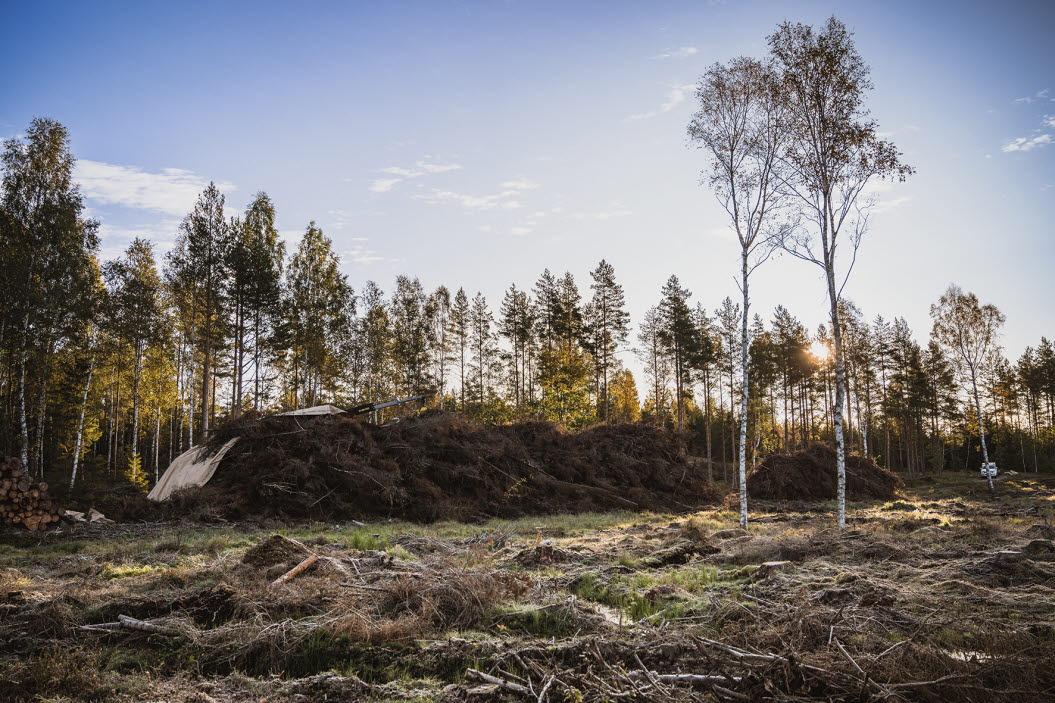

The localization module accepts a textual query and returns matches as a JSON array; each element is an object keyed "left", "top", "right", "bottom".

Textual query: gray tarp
[{"left": 147, "top": 438, "right": 240, "bottom": 502}]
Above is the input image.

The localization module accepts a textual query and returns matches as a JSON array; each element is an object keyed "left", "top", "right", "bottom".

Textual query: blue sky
[{"left": 2, "top": 0, "right": 1053, "bottom": 363}]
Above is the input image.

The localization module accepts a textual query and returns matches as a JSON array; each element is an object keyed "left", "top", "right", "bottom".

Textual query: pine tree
[
  {"left": 229, "top": 192, "right": 284, "bottom": 413},
  {"left": 637, "top": 306, "right": 672, "bottom": 424},
  {"left": 357, "top": 281, "right": 392, "bottom": 414},
  {"left": 586, "top": 260, "right": 630, "bottom": 423},
  {"left": 448, "top": 288, "right": 471, "bottom": 411},
  {"left": 499, "top": 285, "right": 535, "bottom": 412},
  {"left": 104, "top": 238, "right": 165, "bottom": 473},
  {"left": 658, "top": 276, "right": 703, "bottom": 433},
  {"left": 468, "top": 293, "right": 498, "bottom": 412},
  {"left": 284, "top": 223, "right": 353, "bottom": 407},
  {"left": 429, "top": 286, "right": 452, "bottom": 408},
  {"left": 390, "top": 276, "right": 435, "bottom": 397},
  {"left": 166, "top": 183, "right": 231, "bottom": 441}
]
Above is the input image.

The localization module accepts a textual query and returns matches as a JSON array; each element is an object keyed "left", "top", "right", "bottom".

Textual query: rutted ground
[{"left": 2, "top": 474, "right": 1054, "bottom": 702}]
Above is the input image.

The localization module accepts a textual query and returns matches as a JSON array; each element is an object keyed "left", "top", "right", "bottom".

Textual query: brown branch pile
[
  {"left": 128, "top": 410, "right": 722, "bottom": 522},
  {"left": 747, "top": 443, "right": 902, "bottom": 501}
]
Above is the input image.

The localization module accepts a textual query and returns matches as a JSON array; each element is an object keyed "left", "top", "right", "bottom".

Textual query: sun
[{"left": 809, "top": 340, "right": 831, "bottom": 362}]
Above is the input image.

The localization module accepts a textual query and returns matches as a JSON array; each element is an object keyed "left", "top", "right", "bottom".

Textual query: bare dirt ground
[{"left": 2, "top": 473, "right": 1054, "bottom": 702}]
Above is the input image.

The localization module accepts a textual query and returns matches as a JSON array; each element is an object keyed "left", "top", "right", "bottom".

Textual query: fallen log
[
  {"left": 466, "top": 668, "right": 532, "bottom": 696},
  {"left": 270, "top": 554, "right": 319, "bottom": 587}
]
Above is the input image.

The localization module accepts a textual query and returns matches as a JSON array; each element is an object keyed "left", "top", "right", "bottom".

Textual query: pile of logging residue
[
  {"left": 170, "top": 410, "right": 720, "bottom": 521},
  {"left": 746, "top": 443, "right": 902, "bottom": 501}
]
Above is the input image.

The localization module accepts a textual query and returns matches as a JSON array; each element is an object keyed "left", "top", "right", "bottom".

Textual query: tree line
[{"left": 1, "top": 21, "right": 1053, "bottom": 499}]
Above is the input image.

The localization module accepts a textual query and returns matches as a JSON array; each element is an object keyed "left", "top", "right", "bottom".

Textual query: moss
[
  {"left": 102, "top": 562, "right": 160, "bottom": 578},
  {"left": 490, "top": 603, "right": 581, "bottom": 638}
]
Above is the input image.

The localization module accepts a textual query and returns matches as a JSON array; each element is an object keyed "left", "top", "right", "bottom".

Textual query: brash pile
[
  {"left": 746, "top": 442, "right": 902, "bottom": 501},
  {"left": 179, "top": 410, "right": 722, "bottom": 521}
]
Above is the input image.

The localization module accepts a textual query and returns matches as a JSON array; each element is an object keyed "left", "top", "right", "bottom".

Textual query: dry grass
[{"left": 3, "top": 473, "right": 1055, "bottom": 701}]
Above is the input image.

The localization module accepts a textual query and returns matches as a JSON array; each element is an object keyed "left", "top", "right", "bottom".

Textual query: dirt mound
[
  {"left": 169, "top": 410, "right": 720, "bottom": 522},
  {"left": 242, "top": 534, "right": 313, "bottom": 568},
  {"left": 746, "top": 443, "right": 902, "bottom": 501}
]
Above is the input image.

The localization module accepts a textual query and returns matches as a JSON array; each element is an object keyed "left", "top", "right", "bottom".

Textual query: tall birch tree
[
  {"left": 930, "top": 284, "right": 1005, "bottom": 492},
  {"left": 689, "top": 56, "right": 788, "bottom": 529},
  {"left": 769, "top": 17, "right": 913, "bottom": 528}
]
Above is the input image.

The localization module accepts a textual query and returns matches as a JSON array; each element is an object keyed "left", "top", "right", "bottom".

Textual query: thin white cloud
[
  {"left": 570, "top": 207, "right": 633, "bottom": 221},
  {"left": 341, "top": 242, "right": 387, "bottom": 265},
  {"left": 499, "top": 179, "right": 540, "bottom": 190},
  {"left": 652, "top": 46, "right": 699, "bottom": 60},
  {"left": 1002, "top": 133, "right": 1053, "bottom": 153},
  {"left": 871, "top": 196, "right": 912, "bottom": 214},
  {"left": 1013, "top": 88, "right": 1052, "bottom": 104},
  {"left": 627, "top": 83, "right": 696, "bottom": 121},
  {"left": 75, "top": 160, "right": 235, "bottom": 216},
  {"left": 415, "top": 189, "right": 525, "bottom": 210},
  {"left": 369, "top": 178, "right": 404, "bottom": 193},
  {"left": 413, "top": 179, "right": 538, "bottom": 211},
  {"left": 368, "top": 159, "right": 462, "bottom": 193},
  {"left": 1046, "top": 115, "right": 1055, "bottom": 128}
]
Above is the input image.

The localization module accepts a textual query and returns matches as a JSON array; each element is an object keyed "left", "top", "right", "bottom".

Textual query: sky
[{"left": 2, "top": 0, "right": 1053, "bottom": 367}]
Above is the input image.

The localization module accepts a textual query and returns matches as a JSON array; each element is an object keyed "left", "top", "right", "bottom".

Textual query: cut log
[{"left": 270, "top": 554, "right": 319, "bottom": 587}]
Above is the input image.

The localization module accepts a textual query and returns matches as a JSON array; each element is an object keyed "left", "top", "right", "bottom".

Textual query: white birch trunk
[
  {"left": 971, "top": 367, "right": 995, "bottom": 493},
  {"left": 18, "top": 340, "right": 29, "bottom": 469},
  {"left": 738, "top": 251, "right": 751, "bottom": 530},
  {"left": 131, "top": 345, "right": 142, "bottom": 466},
  {"left": 825, "top": 261, "right": 848, "bottom": 530},
  {"left": 70, "top": 352, "right": 95, "bottom": 488}
]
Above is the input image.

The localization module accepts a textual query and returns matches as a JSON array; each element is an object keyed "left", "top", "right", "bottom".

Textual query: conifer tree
[
  {"left": 166, "top": 183, "right": 231, "bottom": 441},
  {"left": 499, "top": 284, "right": 535, "bottom": 411},
  {"left": 229, "top": 192, "right": 284, "bottom": 413},
  {"left": 429, "top": 286, "right": 452, "bottom": 408},
  {"left": 637, "top": 306, "right": 672, "bottom": 423},
  {"left": 390, "top": 276, "right": 434, "bottom": 397},
  {"left": 469, "top": 293, "right": 498, "bottom": 411},
  {"left": 105, "top": 238, "right": 165, "bottom": 473},
  {"left": 658, "top": 276, "right": 703, "bottom": 433},
  {"left": 586, "top": 260, "right": 630, "bottom": 423},
  {"left": 284, "top": 223, "right": 353, "bottom": 406},
  {"left": 357, "top": 281, "right": 391, "bottom": 413},
  {"left": 448, "top": 288, "right": 471, "bottom": 410}
]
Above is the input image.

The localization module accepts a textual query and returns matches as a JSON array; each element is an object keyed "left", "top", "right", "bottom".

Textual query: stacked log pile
[{"left": 0, "top": 457, "right": 61, "bottom": 530}]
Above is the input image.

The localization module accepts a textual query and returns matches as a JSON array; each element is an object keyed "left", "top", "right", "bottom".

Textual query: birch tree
[
  {"left": 1, "top": 119, "right": 99, "bottom": 468},
  {"left": 930, "top": 284, "right": 1005, "bottom": 492},
  {"left": 689, "top": 56, "right": 788, "bottom": 529},
  {"left": 769, "top": 18, "right": 913, "bottom": 528}
]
